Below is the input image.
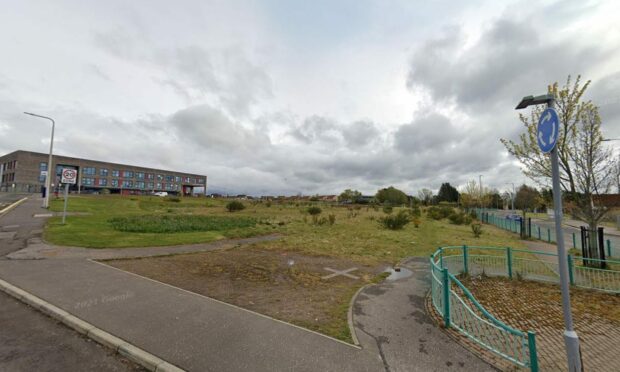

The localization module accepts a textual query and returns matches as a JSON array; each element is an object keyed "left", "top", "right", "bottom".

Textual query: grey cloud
[
  {"left": 407, "top": 11, "right": 618, "bottom": 111},
  {"left": 342, "top": 120, "right": 379, "bottom": 148},
  {"left": 289, "top": 115, "right": 341, "bottom": 144},
  {"left": 394, "top": 113, "right": 459, "bottom": 154}
]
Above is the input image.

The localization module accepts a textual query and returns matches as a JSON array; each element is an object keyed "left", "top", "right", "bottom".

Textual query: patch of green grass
[{"left": 109, "top": 215, "right": 256, "bottom": 233}]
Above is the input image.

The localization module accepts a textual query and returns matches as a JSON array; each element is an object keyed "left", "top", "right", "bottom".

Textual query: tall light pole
[
  {"left": 24, "top": 112, "right": 55, "bottom": 209},
  {"left": 516, "top": 94, "right": 582, "bottom": 371},
  {"left": 506, "top": 182, "right": 515, "bottom": 211}
]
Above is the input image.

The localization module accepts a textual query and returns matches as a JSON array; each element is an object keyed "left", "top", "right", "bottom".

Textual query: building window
[
  {"left": 112, "top": 170, "right": 120, "bottom": 177},
  {"left": 136, "top": 181, "right": 145, "bottom": 189},
  {"left": 156, "top": 182, "right": 162, "bottom": 190},
  {"left": 122, "top": 180, "right": 133, "bottom": 188},
  {"left": 111, "top": 179, "right": 119, "bottom": 187},
  {"left": 136, "top": 172, "right": 144, "bottom": 179},
  {"left": 81, "top": 178, "right": 94, "bottom": 186},
  {"left": 83, "top": 167, "right": 96, "bottom": 176},
  {"left": 98, "top": 178, "right": 107, "bottom": 186},
  {"left": 156, "top": 174, "right": 163, "bottom": 181},
  {"left": 174, "top": 176, "right": 181, "bottom": 183},
  {"left": 122, "top": 170, "right": 134, "bottom": 178},
  {"left": 147, "top": 182, "right": 154, "bottom": 190},
  {"left": 100, "top": 168, "right": 108, "bottom": 177},
  {"left": 183, "top": 177, "right": 190, "bottom": 183},
  {"left": 56, "top": 165, "right": 63, "bottom": 176},
  {"left": 146, "top": 173, "right": 154, "bottom": 180},
  {"left": 165, "top": 175, "right": 173, "bottom": 182},
  {"left": 39, "top": 162, "right": 48, "bottom": 171}
]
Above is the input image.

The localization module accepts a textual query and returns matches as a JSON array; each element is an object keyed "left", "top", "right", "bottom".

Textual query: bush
[
  {"left": 448, "top": 211, "right": 472, "bottom": 225},
  {"left": 328, "top": 214, "right": 336, "bottom": 225},
  {"left": 427, "top": 205, "right": 454, "bottom": 220},
  {"left": 379, "top": 210, "right": 411, "bottom": 230},
  {"left": 412, "top": 217, "right": 421, "bottom": 228},
  {"left": 410, "top": 206, "right": 421, "bottom": 217},
  {"left": 165, "top": 196, "right": 181, "bottom": 203},
  {"left": 382, "top": 205, "right": 393, "bottom": 214},
  {"left": 471, "top": 223, "right": 483, "bottom": 237},
  {"left": 100, "top": 188, "right": 111, "bottom": 195},
  {"left": 226, "top": 201, "right": 246, "bottom": 212},
  {"left": 307, "top": 206, "right": 322, "bottom": 215},
  {"left": 469, "top": 210, "right": 478, "bottom": 220}
]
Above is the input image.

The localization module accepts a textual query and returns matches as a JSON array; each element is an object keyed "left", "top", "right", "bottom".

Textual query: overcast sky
[{"left": 1, "top": 0, "right": 619, "bottom": 196}]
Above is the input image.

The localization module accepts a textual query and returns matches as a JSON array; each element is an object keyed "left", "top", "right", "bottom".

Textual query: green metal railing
[{"left": 430, "top": 245, "right": 620, "bottom": 371}]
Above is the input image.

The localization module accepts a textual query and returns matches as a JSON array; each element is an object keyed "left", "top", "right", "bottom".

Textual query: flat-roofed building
[{"left": 0, "top": 150, "right": 207, "bottom": 196}]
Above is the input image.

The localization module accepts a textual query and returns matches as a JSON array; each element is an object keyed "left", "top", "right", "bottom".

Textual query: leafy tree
[
  {"left": 514, "top": 185, "right": 541, "bottom": 215},
  {"left": 338, "top": 189, "right": 362, "bottom": 204},
  {"left": 417, "top": 188, "right": 434, "bottom": 206},
  {"left": 437, "top": 183, "right": 459, "bottom": 203},
  {"left": 376, "top": 186, "right": 408, "bottom": 206},
  {"left": 502, "top": 75, "right": 618, "bottom": 259}
]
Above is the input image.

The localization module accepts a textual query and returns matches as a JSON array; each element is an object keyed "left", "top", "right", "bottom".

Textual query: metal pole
[
  {"left": 548, "top": 99, "right": 582, "bottom": 372},
  {"left": 62, "top": 183, "right": 69, "bottom": 224},
  {"left": 24, "top": 112, "right": 55, "bottom": 208},
  {"left": 511, "top": 183, "right": 515, "bottom": 211}
]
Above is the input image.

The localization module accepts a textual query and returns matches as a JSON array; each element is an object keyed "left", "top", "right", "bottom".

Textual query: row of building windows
[
  {"left": 1, "top": 173, "right": 15, "bottom": 182},
  {"left": 81, "top": 177, "right": 181, "bottom": 191},
  {"left": 76, "top": 167, "right": 203, "bottom": 184},
  {"left": 2, "top": 160, "right": 17, "bottom": 171}
]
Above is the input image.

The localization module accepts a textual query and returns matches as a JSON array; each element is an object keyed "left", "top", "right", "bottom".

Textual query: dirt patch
[
  {"left": 461, "top": 276, "right": 620, "bottom": 371},
  {"left": 104, "top": 247, "right": 387, "bottom": 342}
]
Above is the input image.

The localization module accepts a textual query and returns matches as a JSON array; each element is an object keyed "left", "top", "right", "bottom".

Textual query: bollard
[
  {"left": 537, "top": 226, "right": 541, "bottom": 240},
  {"left": 567, "top": 255, "right": 575, "bottom": 285},
  {"left": 462, "top": 245, "right": 469, "bottom": 275},
  {"left": 607, "top": 240, "right": 612, "bottom": 257},
  {"left": 528, "top": 331, "right": 539, "bottom": 372},
  {"left": 507, "top": 247, "right": 513, "bottom": 279},
  {"left": 442, "top": 268, "right": 451, "bottom": 327},
  {"left": 547, "top": 229, "right": 551, "bottom": 242}
]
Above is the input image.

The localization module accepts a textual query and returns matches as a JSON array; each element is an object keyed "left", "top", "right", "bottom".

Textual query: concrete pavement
[
  {"left": 0, "top": 196, "right": 492, "bottom": 371},
  {"left": 353, "top": 258, "right": 495, "bottom": 372}
]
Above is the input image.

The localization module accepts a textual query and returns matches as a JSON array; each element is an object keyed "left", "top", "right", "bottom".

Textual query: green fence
[
  {"left": 476, "top": 209, "right": 619, "bottom": 258},
  {"left": 430, "top": 246, "right": 620, "bottom": 371}
]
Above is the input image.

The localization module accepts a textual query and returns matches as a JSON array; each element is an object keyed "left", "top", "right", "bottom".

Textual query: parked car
[
  {"left": 153, "top": 191, "right": 168, "bottom": 197},
  {"left": 505, "top": 214, "right": 522, "bottom": 222}
]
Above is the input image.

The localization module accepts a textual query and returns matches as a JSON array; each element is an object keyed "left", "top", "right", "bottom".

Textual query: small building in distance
[{"left": 0, "top": 150, "right": 207, "bottom": 196}]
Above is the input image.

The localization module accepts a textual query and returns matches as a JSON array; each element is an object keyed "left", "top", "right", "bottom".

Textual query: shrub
[
  {"left": 379, "top": 210, "right": 411, "bottom": 230},
  {"left": 328, "top": 214, "right": 336, "bottom": 225},
  {"left": 469, "top": 210, "right": 478, "bottom": 220},
  {"left": 448, "top": 212, "right": 472, "bottom": 225},
  {"left": 265, "top": 201, "right": 272, "bottom": 208},
  {"left": 412, "top": 217, "right": 421, "bottom": 228},
  {"left": 226, "top": 201, "right": 246, "bottom": 212},
  {"left": 382, "top": 205, "right": 393, "bottom": 214},
  {"left": 100, "top": 188, "right": 111, "bottom": 195},
  {"left": 410, "top": 206, "right": 421, "bottom": 217},
  {"left": 307, "top": 206, "right": 322, "bottom": 215},
  {"left": 471, "top": 223, "right": 483, "bottom": 238},
  {"left": 427, "top": 206, "right": 454, "bottom": 220},
  {"left": 165, "top": 196, "right": 181, "bottom": 203}
]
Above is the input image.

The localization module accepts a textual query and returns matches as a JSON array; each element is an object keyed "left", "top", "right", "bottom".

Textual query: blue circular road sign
[{"left": 537, "top": 108, "right": 560, "bottom": 153}]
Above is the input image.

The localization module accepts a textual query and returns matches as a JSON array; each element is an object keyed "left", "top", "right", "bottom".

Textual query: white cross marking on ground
[{"left": 321, "top": 267, "right": 359, "bottom": 280}]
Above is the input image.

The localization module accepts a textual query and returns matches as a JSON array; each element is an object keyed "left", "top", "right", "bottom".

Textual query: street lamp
[
  {"left": 506, "top": 182, "right": 515, "bottom": 211},
  {"left": 24, "top": 112, "right": 55, "bottom": 209},
  {"left": 516, "top": 94, "right": 582, "bottom": 371}
]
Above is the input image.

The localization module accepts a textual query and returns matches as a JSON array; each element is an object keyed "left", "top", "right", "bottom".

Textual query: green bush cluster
[
  {"left": 471, "top": 223, "right": 483, "bottom": 237},
  {"left": 382, "top": 205, "right": 393, "bottom": 214},
  {"left": 226, "top": 201, "right": 246, "bottom": 212},
  {"left": 378, "top": 210, "right": 411, "bottom": 230},
  {"left": 109, "top": 215, "right": 256, "bottom": 233},
  {"left": 426, "top": 206, "right": 454, "bottom": 220},
  {"left": 307, "top": 206, "right": 322, "bottom": 215},
  {"left": 165, "top": 196, "right": 181, "bottom": 203},
  {"left": 448, "top": 211, "right": 473, "bottom": 225}
]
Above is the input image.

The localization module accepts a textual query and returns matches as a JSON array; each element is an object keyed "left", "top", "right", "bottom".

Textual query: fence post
[
  {"left": 567, "top": 255, "right": 575, "bottom": 285},
  {"left": 462, "top": 245, "right": 469, "bottom": 275},
  {"left": 507, "top": 247, "right": 513, "bottom": 279},
  {"left": 442, "top": 268, "right": 451, "bottom": 328},
  {"left": 572, "top": 233, "right": 576, "bottom": 249},
  {"left": 607, "top": 239, "right": 612, "bottom": 257},
  {"left": 528, "top": 331, "right": 539, "bottom": 372},
  {"left": 547, "top": 229, "right": 551, "bottom": 242},
  {"left": 537, "top": 226, "right": 541, "bottom": 240}
]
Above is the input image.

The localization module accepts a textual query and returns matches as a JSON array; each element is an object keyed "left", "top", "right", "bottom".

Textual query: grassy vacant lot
[
  {"left": 46, "top": 195, "right": 529, "bottom": 343},
  {"left": 47, "top": 195, "right": 525, "bottom": 262}
]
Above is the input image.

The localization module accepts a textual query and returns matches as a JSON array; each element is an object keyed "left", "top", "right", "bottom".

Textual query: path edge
[
  {"left": 0, "top": 277, "right": 185, "bottom": 372},
  {"left": 0, "top": 196, "right": 28, "bottom": 217}
]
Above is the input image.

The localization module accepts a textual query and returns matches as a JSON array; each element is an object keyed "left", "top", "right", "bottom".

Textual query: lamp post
[
  {"left": 24, "top": 112, "right": 55, "bottom": 209},
  {"left": 506, "top": 182, "right": 515, "bottom": 211},
  {"left": 516, "top": 94, "right": 582, "bottom": 371}
]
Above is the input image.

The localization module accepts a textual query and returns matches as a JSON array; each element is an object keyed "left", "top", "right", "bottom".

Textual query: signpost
[
  {"left": 516, "top": 95, "right": 582, "bottom": 372},
  {"left": 60, "top": 168, "right": 77, "bottom": 224}
]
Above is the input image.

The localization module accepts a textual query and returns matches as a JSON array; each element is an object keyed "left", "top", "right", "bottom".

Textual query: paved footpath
[{"left": 0, "top": 197, "right": 492, "bottom": 371}]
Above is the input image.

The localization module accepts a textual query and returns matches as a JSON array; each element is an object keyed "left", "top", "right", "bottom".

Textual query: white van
[{"left": 153, "top": 191, "right": 168, "bottom": 197}]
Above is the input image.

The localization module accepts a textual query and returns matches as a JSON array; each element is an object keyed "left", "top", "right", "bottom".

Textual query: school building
[{"left": 0, "top": 150, "right": 207, "bottom": 195}]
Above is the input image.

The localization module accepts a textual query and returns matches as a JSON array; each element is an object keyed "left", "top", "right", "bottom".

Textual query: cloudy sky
[{"left": 1, "top": 0, "right": 619, "bottom": 196}]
